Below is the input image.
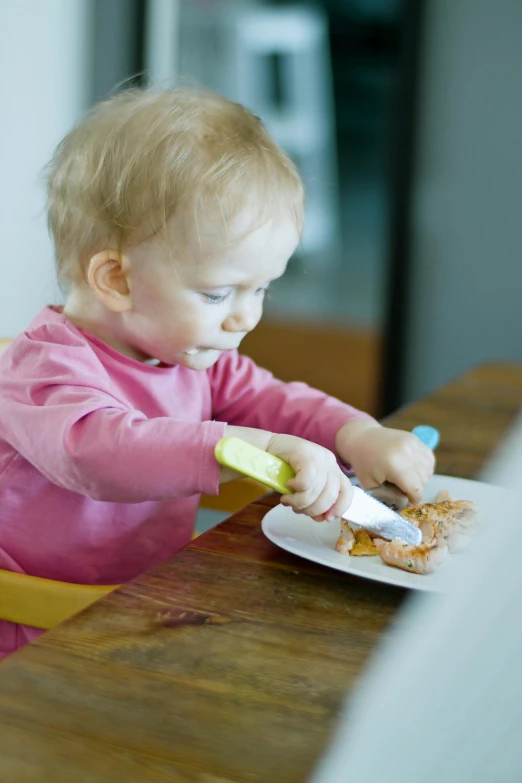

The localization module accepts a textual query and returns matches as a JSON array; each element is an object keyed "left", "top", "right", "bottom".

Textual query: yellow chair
[
  {"left": 0, "top": 478, "right": 266, "bottom": 630},
  {"left": 0, "top": 570, "right": 118, "bottom": 630},
  {"left": 200, "top": 476, "right": 266, "bottom": 513}
]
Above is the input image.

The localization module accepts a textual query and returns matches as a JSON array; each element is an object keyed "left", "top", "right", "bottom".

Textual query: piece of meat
[
  {"left": 400, "top": 499, "right": 478, "bottom": 553},
  {"left": 336, "top": 519, "right": 355, "bottom": 554},
  {"left": 378, "top": 538, "right": 449, "bottom": 575},
  {"left": 350, "top": 528, "right": 379, "bottom": 556}
]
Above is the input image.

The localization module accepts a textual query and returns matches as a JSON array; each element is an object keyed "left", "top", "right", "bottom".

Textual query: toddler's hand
[
  {"left": 266, "top": 434, "right": 353, "bottom": 522},
  {"left": 335, "top": 421, "right": 435, "bottom": 505}
]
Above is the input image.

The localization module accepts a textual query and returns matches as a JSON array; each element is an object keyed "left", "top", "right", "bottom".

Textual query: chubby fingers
[
  {"left": 301, "top": 472, "right": 353, "bottom": 522},
  {"left": 383, "top": 463, "right": 429, "bottom": 505},
  {"left": 415, "top": 442, "right": 436, "bottom": 480},
  {"left": 282, "top": 465, "right": 353, "bottom": 522},
  {"left": 380, "top": 440, "right": 435, "bottom": 504},
  {"left": 314, "top": 476, "right": 353, "bottom": 522},
  {"left": 282, "top": 460, "right": 328, "bottom": 513}
]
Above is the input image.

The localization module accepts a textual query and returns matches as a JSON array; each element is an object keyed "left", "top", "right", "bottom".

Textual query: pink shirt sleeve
[
  {"left": 208, "top": 351, "right": 376, "bottom": 456},
  {"left": 0, "top": 326, "right": 225, "bottom": 502}
]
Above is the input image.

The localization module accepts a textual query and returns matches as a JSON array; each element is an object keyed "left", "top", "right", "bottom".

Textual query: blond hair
[{"left": 45, "top": 87, "right": 304, "bottom": 286}]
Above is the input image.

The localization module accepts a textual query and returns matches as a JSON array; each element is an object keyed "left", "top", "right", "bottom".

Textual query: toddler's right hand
[{"left": 266, "top": 434, "right": 353, "bottom": 523}]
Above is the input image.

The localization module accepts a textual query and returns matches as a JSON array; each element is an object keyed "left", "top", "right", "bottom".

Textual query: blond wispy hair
[{"left": 45, "top": 87, "right": 304, "bottom": 286}]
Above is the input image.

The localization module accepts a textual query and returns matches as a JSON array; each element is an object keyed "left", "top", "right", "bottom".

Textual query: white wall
[
  {"left": 403, "top": 0, "right": 522, "bottom": 401},
  {"left": 0, "top": 0, "right": 91, "bottom": 337}
]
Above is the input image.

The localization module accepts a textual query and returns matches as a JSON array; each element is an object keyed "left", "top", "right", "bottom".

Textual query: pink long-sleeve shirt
[{"left": 0, "top": 306, "right": 372, "bottom": 657}]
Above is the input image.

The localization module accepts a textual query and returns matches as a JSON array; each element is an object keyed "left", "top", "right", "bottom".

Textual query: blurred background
[{"left": 1, "top": 0, "right": 521, "bottom": 420}]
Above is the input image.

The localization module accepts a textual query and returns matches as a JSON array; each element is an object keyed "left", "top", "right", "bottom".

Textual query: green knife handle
[{"left": 215, "top": 437, "right": 295, "bottom": 494}]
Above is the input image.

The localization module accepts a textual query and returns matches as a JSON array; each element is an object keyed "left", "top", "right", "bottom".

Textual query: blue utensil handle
[{"left": 411, "top": 425, "right": 440, "bottom": 451}]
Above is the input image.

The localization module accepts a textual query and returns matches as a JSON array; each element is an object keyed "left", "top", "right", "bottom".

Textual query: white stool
[{"left": 177, "top": 1, "right": 341, "bottom": 266}]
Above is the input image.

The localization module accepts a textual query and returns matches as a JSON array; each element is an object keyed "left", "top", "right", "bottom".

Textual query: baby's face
[{"left": 125, "top": 208, "right": 300, "bottom": 369}]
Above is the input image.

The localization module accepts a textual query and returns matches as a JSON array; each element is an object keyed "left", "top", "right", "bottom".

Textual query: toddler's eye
[
  {"left": 202, "top": 292, "right": 231, "bottom": 304},
  {"left": 256, "top": 286, "right": 270, "bottom": 297}
]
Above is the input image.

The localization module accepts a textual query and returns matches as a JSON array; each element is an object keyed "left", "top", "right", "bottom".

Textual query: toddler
[{"left": 0, "top": 88, "right": 434, "bottom": 657}]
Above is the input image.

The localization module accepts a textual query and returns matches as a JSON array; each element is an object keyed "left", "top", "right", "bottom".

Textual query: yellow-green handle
[{"left": 215, "top": 437, "right": 295, "bottom": 494}]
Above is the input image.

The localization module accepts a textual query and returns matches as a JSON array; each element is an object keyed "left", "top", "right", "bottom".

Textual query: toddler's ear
[{"left": 87, "top": 250, "right": 132, "bottom": 312}]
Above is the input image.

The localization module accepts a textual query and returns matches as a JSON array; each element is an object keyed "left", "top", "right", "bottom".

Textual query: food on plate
[
  {"left": 400, "top": 497, "right": 478, "bottom": 554},
  {"left": 350, "top": 528, "right": 379, "bottom": 556},
  {"left": 335, "top": 490, "right": 478, "bottom": 575},
  {"left": 335, "top": 522, "right": 379, "bottom": 556},
  {"left": 377, "top": 538, "right": 448, "bottom": 574},
  {"left": 336, "top": 519, "right": 355, "bottom": 554}
]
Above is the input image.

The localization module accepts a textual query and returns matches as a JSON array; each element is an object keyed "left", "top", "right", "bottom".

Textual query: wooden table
[{"left": 0, "top": 363, "right": 520, "bottom": 783}]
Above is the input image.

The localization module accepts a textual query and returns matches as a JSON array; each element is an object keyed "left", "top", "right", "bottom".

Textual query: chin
[{"left": 182, "top": 349, "right": 222, "bottom": 370}]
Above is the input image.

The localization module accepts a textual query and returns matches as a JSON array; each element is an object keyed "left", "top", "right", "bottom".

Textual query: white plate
[{"left": 262, "top": 474, "right": 507, "bottom": 591}]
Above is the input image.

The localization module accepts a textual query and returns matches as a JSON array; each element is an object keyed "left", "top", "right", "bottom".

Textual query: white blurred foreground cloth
[{"left": 312, "top": 417, "right": 522, "bottom": 783}]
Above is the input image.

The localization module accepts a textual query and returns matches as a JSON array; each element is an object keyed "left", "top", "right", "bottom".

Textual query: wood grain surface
[{"left": 0, "top": 362, "right": 520, "bottom": 782}]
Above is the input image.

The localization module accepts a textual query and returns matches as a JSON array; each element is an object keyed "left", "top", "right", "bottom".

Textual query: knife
[
  {"left": 214, "top": 437, "right": 422, "bottom": 545},
  {"left": 363, "top": 425, "right": 440, "bottom": 510}
]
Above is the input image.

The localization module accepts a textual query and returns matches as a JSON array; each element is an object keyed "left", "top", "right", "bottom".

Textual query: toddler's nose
[{"left": 222, "top": 303, "right": 260, "bottom": 333}]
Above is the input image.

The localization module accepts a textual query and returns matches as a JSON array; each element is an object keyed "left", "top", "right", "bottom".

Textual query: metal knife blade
[{"left": 344, "top": 486, "right": 422, "bottom": 545}]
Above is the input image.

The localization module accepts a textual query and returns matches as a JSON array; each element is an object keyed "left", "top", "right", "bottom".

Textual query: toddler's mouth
[
  {"left": 184, "top": 347, "right": 217, "bottom": 356},
  {"left": 184, "top": 345, "right": 239, "bottom": 356}
]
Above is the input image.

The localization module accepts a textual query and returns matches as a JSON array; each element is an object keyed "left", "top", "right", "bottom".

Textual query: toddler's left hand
[{"left": 335, "top": 420, "right": 435, "bottom": 505}]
